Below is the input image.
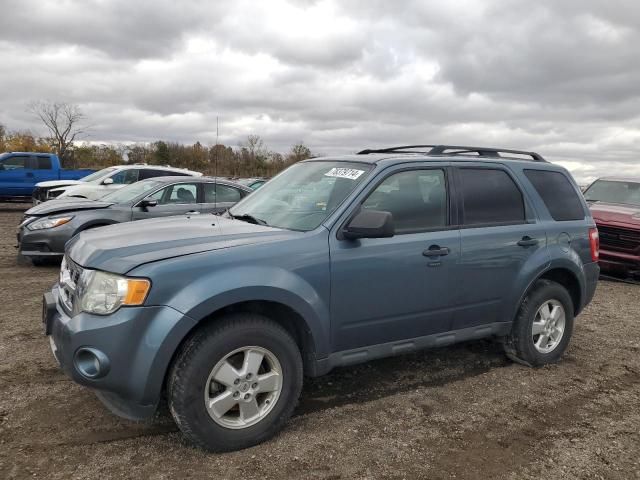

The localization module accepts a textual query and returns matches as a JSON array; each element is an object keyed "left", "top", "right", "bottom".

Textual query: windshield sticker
[{"left": 324, "top": 168, "right": 365, "bottom": 180}]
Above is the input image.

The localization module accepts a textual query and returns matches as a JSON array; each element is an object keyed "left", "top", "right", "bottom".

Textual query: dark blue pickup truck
[{"left": 0, "top": 152, "right": 94, "bottom": 201}]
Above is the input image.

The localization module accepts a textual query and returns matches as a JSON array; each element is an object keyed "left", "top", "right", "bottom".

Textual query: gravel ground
[{"left": 1, "top": 202, "right": 639, "bottom": 480}]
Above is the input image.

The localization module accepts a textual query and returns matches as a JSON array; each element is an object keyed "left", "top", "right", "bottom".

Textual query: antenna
[{"left": 215, "top": 116, "right": 219, "bottom": 213}]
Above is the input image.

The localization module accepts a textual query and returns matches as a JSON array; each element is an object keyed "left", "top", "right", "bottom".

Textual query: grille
[
  {"left": 598, "top": 225, "right": 640, "bottom": 252},
  {"left": 59, "top": 256, "right": 83, "bottom": 312}
]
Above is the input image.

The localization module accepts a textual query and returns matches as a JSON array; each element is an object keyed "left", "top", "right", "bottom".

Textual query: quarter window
[
  {"left": 362, "top": 169, "right": 447, "bottom": 233},
  {"left": 458, "top": 168, "right": 525, "bottom": 226},
  {"left": 524, "top": 170, "right": 585, "bottom": 221}
]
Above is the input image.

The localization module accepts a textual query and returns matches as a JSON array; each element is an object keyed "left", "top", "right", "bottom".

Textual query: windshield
[
  {"left": 101, "top": 179, "right": 164, "bottom": 204},
  {"left": 81, "top": 167, "right": 119, "bottom": 183},
  {"left": 229, "top": 161, "right": 372, "bottom": 231},
  {"left": 583, "top": 180, "right": 640, "bottom": 207}
]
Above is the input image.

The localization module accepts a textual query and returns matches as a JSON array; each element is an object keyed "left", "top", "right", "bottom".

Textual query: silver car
[{"left": 18, "top": 176, "right": 251, "bottom": 265}]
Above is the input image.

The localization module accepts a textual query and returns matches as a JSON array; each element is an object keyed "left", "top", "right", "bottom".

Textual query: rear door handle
[
  {"left": 186, "top": 210, "right": 200, "bottom": 215},
  {"left": 423, "top": 245, "right": 450, "bottom": 257},
  {"left": 517, "top": 236, "right": 539, "bottom": 247}
]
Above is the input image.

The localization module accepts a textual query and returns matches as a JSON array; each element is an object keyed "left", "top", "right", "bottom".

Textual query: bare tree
[{"left": 29, "top": 101, "right": 85, "bottom": 166}]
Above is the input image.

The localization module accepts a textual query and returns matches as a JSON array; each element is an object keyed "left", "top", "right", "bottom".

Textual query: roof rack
[{"left": 357, "top": 144, "right": 546, "bottom": 162}]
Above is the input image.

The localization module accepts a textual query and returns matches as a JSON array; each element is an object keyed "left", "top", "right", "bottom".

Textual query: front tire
[
  {"left": 168, "top": 313, "right": 303, "bottom": 452},
  {"left": 503, "top": 279, "right": 575, "bottom": 367}
]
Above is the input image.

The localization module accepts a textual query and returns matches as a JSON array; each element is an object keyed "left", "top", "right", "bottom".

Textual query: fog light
[{"left": 74, "top": 347, "right": 110, "bottom": 379}]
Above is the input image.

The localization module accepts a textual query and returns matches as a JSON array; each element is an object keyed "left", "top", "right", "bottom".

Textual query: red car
[{"left": 584, "top": 177, "right": 640, "bottom": 277}]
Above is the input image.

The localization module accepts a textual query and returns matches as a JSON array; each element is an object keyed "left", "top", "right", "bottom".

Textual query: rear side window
[
  {"left": 524, "top": 170, "right": 585, "bottom": 221},
  {"left": 458, "top": 168, "right": 525, "bottom": 226},
  {"left": 36, "top": 156, "right": 52, "bottom": 169},
  {"left": 203, "top": 183, "right": 242, "bottom": 203}
]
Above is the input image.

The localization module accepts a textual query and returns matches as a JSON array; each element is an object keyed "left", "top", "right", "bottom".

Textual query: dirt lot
[{"left": 1, "top": 202, "right": 639, "bottom": 480}]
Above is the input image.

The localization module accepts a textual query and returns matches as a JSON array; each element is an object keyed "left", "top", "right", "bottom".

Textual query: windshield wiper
[{"left": 228, "top": 213, "right": 268, "bottom": 226}]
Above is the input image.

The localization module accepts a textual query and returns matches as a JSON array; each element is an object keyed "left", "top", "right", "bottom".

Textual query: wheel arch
[{"left": 518, "top": 266, "right": 584, "bottom": 318}]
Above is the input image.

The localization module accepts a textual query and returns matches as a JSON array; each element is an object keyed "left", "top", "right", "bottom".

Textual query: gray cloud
[{"left": 1, "top": 0, "right": 639, "bottom": 182}]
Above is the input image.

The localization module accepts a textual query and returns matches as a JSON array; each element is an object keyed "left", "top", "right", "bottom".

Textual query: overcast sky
[{"left": 1, "top": 0, "right": 639, "bottom": 182}]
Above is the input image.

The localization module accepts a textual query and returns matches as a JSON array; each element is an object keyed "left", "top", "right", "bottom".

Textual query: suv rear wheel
[
  {"left": 168, "top": 313, "right": 303, "bottom": 452},
  {"left": 503, "top": 279, "right": 575, "bottom": 367}
]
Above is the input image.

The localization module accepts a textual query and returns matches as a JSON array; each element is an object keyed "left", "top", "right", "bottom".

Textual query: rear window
[
  {"left": 524, "top": 170, "right": 585, "bottom": 221},
  {"left": 458, "top": 168, "right": 525, "bottom": 226}
]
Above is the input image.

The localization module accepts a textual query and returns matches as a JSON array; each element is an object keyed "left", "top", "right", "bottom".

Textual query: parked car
[
  {"left": 583, "top": 176, "right": 640, "bottom": 278},
  {"left": 43, "top": 145, "right": 599, "bottom": 452},
  {"left": 34, "top": 164, "right": 202, "bottom": 203},
  {"left": 19, "top": 176, "right": 251, "bottom": 265},
  {"left": 0, "top": 152, "right": 94, "bottom": 202},
  {"left": 234, "top": 177, "right": 268, "bottom": 190}
]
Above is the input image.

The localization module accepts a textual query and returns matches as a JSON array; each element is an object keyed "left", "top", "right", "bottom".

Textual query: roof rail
[{"left": 357, "top": 144, "right": 546, "bottom": 162}]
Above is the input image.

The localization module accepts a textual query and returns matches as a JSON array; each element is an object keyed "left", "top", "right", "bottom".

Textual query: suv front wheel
[
  {"left": 503, "top": 279, "right": 575, "bottom": 367},
  {"left": 168, "top": 313, "right": 303, "bottom": 452}
]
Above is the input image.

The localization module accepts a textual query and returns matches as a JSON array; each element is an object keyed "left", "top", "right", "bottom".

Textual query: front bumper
[
  {"left": 17, "top": 221, "right": 75, "bottom": 258},
  {"left": 44, "top": 286, "right": 196, "bottom": 420},
  {"left": 599, "top": 249, "right": 640, "bottom": 277}
]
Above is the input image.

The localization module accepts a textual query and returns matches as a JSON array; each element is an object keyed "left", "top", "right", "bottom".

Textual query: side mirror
[
  {"left": 139, "top": 199, "right": 158, "bottom": 210},
  {"left": 342, "top": 209, "right": 394, "bottom": 240},
  {"left": 102, "top": 177, "right": 114, "bottom": 185}
]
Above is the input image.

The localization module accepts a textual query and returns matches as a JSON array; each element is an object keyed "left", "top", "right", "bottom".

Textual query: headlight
[
  {"left": 78, "top": 270, "right": 151, "bottom": 315},
  {"left": 28, "top": 216, "right": 73, "bottom": 230}
]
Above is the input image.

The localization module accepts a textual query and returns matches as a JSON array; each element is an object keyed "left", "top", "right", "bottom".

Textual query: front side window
[
  {"left": 203, "top": 183, "right": 242, "bottom": 203},
  {"left": 583, "top": 179, "right": 640, "bottom": 207},
  {"left": 146, "top": 183, "right": 198, "bottom": 205},
  {"left": 229, "top": 161, "right": 372, "bottom": 231},
  {"left": 111, "top": 169, "right": 139, "bottom": 184},
  {"left": 362, "top": 169, "right": 447, "bottom": 233},
  {"left": 81, "top": 167, "right": 118, "bottom": 183},
  {"left": 459, "top": 168, "right": 525, "bottom": 226},
  {"left": 0, "top": 156, "right": 25, "bottom": 170}
]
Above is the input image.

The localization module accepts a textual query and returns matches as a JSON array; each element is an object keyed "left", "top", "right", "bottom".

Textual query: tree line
[{"left": 0, "top": 102, "right": 313, "bottom": 178}]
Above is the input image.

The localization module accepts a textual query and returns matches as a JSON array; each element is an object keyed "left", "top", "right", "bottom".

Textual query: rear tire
[
  {"left": 503, "top": 279, "right": 574, "bottom": 367},
  {"left": 168, "top": 313, "right": 303, "bottom": 452}
]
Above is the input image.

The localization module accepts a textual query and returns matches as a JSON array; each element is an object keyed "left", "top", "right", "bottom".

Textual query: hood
[
  {"left": 35, "top": 180, "right": 83, "bottom": 189},
  {"left": 25, "top": 198, "right": 113, "bottom": 216},
  {"left": 589, "top": 202, "right": 640, "bottom": 228},
  {"left": 67, "top": 215, "right": 297, "bottom": 274}
]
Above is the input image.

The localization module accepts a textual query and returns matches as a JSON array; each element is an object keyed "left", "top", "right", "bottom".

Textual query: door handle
[
  {"left": 186, "top": 210, "right": 200, "bottom": 215},
  {"left": 26, "top": 172, "right": 34, "bottom": 178},
  {"left": 517, "top": 236, "right": 539, "bottom": 247},
  {"left": 423, "top": 245, "right": 450, "bottom": 257}
]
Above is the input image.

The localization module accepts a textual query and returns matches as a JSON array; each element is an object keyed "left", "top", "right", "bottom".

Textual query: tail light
[{"left": 589, "top": 227, "right": 599, "bottom": 262}]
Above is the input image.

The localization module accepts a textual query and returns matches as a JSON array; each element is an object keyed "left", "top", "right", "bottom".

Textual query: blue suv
[{"left": 42, "top": 145, "right": 600, "bottom": 451}]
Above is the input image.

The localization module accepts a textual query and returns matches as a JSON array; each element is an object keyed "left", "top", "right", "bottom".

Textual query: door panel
[
  {"left": 453, "top": 223, "right": 547, "bottom": 329},
  {"left": 0, "top": 155, "right": 28, "bottom": 195},
  {"left": 330, "top": 230, "right": 460, "bottom": 351}
]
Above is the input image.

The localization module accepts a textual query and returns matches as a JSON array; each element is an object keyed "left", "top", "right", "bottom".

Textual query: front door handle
[
  {"left": 517, "top": 236, "right": 539, "bottom": 247},
  {"left": 186, "top": 210, "right": 200, "bottom": 215},
  {"left": 423, "top": 245, "right": 450, "bottom": 257}
]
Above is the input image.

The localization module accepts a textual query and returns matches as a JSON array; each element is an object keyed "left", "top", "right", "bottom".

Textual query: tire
[
  {"left": 503, "top": 279, "right": 575, "bottom": 367},
  {"left": 168, "top": 313, "right": 303, "bottom": 452}
]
